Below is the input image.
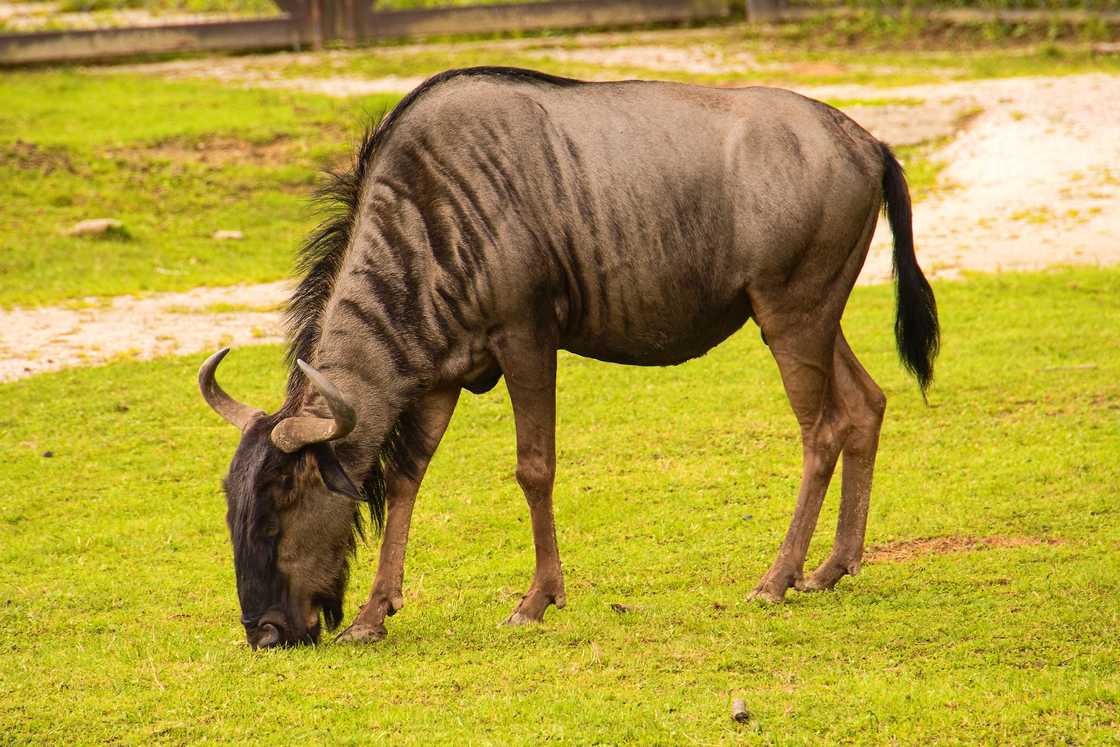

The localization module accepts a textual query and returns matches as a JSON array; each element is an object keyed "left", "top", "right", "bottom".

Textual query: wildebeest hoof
[
  {"left": 335, "top": 621, "right": 387, "bottom": 643},
  {"left": 503, "top": 586, "right": 563, "bottom": 626},
  {"left": 798, "top": 556, "right": 859, "bottom": 592},
  {"left": 748, "top": 571, "right": 797, "bottom": 603},
  {"left": 798, "top": 567, "right": 845, "bottom": 592},
  {"left": 503, "top": 610, "right": 541, "bottom": 626},
  {"left": 747, "top": 586, "right": 787, "bottom": 604}
]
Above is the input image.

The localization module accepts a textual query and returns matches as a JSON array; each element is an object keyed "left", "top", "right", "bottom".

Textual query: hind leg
[
  {"left": 799, "top": 333, "right": 886, "bottom": 591},
  {"left": 747, "top": 198, "right": 882, "bottom": 603},
  {"left": 748, "top": 327, "right": 850, "bottom": 603}
]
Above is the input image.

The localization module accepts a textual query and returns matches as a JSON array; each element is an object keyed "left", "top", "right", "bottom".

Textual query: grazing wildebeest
[{"left": 199, "top": 67, "right": 939, "bottom": 649}]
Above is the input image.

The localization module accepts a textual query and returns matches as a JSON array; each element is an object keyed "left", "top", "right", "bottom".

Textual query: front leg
[
  {"left": 337, "top": 388, "right": 459, "bottom": 643},
  {"left": 493, "top": 331, "right": 566, "bottom": 625}
]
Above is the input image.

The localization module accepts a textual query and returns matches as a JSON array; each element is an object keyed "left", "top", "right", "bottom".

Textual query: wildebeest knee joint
[{"left": 516, "top": 459, "right": 553, "bottom": 497}]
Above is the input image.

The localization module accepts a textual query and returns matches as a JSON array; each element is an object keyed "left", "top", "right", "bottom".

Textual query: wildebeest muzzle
[{"left": 245, "top": 610, "right": 321, "bottom": 650}]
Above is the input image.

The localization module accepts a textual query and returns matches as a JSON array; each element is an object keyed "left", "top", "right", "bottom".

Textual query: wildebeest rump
[{"left": 199, "top": 67, "right": 939, "bottom": 648}]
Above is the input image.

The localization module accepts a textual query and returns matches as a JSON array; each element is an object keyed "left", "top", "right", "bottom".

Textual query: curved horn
[
  {"left": 198, "top": 348, "right": 263, "bottom": 431},
  {"left": 270, "top": 360, "right": 357, "bottom": 453}
]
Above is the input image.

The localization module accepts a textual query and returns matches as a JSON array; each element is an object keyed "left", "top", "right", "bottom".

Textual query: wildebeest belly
[{"left": 561, "top": 280, "right": 752, "bottom": 366}]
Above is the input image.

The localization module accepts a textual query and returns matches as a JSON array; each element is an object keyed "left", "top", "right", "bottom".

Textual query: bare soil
[
  {"left": 2, "top": 141, "right": 78, "bottom": 174},
  {"left": 0, "top": 283, "right": 288, "bottom": 382},
  {"left": 814, "top": 75, "right": 1120, "bottom": 284},
  {"left": 110, "top": 134, "right": 304, "bottom": 167},
  {"left": 865, "top": 535, "right": 1060, "bottom": 563}
]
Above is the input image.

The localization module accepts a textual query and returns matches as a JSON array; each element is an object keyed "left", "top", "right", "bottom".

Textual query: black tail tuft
[{"left": 880, "top": 142, "right": 940, "bottom": 396}]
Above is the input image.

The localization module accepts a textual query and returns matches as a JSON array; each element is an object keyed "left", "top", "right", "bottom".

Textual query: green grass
[
  {"left": 796, "top": 1, "right": 1116, "bottom": 10},
  {"left": 779, "top": 4, "right": 1120, "bottom": 47},
  {"left": 1, "top": 267, "right": 1117, "bottom": 742},
  {"left": 0, "top": 72, "right": 402, "bottom": 308},
  {"left": 54, "top": 0, "right": 543, "bottom": 15}
]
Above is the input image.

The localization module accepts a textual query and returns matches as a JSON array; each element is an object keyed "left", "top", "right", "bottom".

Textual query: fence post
[
  {"left": 305, "top": 0, "right": 323, "bottom": 49},
  {"left": 747, "top": 0, "right": 786, "bottom": 22},
  {"left": 355, "top": 0, "right": 373, "bottom": 43}
]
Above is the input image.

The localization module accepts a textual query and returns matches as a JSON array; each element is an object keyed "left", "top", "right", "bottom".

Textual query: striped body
[{"left": 311, "top": 71, "right": 883, "bottom": 395}]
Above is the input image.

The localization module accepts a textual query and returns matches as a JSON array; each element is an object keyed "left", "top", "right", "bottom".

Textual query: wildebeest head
[{"left": 199, "top": 348, "right": 364, "bottom": 649}]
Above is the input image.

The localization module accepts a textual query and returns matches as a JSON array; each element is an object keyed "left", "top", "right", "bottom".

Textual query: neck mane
[{"left": 281, "top": 84, "right": 436, "bottom": 531}]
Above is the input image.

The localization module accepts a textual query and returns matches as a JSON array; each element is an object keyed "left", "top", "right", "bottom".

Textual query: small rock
[
  {"left": 66, "top": 218, "right": 124, "bottom": 237},
  {"left": 731, "top": 698, "right": 750, "bottom": 723},
  {"left": 212, "top": 230, "right": 243, "bottom": 240},
  {"left": 41, "top": 450, "right": 54, "bottom": 458}
]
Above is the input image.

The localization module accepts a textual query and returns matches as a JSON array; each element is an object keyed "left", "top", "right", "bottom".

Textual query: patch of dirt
[
  {"left": 838, "top": 74, "right": 1120, "bottom": 284},
  {"left": 866, "top": 535, "right": 1060, "bottom": 563},
  {"left": 841, "top": 101, "right": 972, "bottom": 147},
  {"left": 104, "top": 51, "right": 430, "bottom": 97},
  {"left": 1, "top": 140, "right": 77, "bottom": 174},
  {"left": 0, "top": 282, "right": 290, "bottom": 382},
  {"left": 111, "top": 134, "right": 305, "bottom": 167}
]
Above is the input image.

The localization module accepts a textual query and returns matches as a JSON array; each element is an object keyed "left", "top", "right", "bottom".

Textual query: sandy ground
[
  {"left": 832, "top": 74, "right": 1120, "bottom": 282},
  {"left": 0, "top": 283, "right": 288, "bottom": 382},
  {"left": 3, "top": 64, "right": 1118, "bottom": 381}
]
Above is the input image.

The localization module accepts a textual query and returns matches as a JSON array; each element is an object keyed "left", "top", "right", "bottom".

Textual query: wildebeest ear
[{"left": 310, "top": 443, "right": 363, "bottom": 502}]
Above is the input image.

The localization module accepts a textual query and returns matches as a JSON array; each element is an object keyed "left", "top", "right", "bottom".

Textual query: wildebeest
[{"left": 199, "top": 67, "right": 938, "bottom": 648}]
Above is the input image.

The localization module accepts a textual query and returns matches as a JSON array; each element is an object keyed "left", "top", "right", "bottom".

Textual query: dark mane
[{"left": 282, "top": 67, "right": 581, "bottom": 532}]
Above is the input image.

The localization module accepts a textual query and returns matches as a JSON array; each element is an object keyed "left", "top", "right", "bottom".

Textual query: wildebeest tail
[{"left": 880, "top": 141, "right": 939, "bottom": 396}]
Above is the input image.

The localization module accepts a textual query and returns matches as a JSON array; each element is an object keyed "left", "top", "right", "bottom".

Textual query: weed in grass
[
  {"left": 1010, "top": 206, "right": 1058, "bottom": 225},
  {"left": 893, "top": 140, "right": 951, "bottom": 203}
]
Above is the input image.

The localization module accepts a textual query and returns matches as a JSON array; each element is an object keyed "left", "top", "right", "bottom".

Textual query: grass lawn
[
  {"left": 1, "top": 267, "right": 1117, "bottom": 743},
  {"left": 0, "top": 72, "right": 400, "bottom": 308}
]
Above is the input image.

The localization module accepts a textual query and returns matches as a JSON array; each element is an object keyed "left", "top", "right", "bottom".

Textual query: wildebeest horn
[
  {"left": 198, "top": 348, "right": 263, "bottom": 431},
  {"left": 270, "top": 359, "right": 357, "bottom": 453}
]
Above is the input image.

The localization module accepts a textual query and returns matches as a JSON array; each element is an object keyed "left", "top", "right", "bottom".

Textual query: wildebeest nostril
[{"left": 256, "top": 623, "right": 281, "bottom": 649}]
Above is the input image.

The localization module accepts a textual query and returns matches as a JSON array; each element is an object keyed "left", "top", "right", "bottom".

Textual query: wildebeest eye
[{"left": 262, "top": 515, "right": 280, "bottom": 538}]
